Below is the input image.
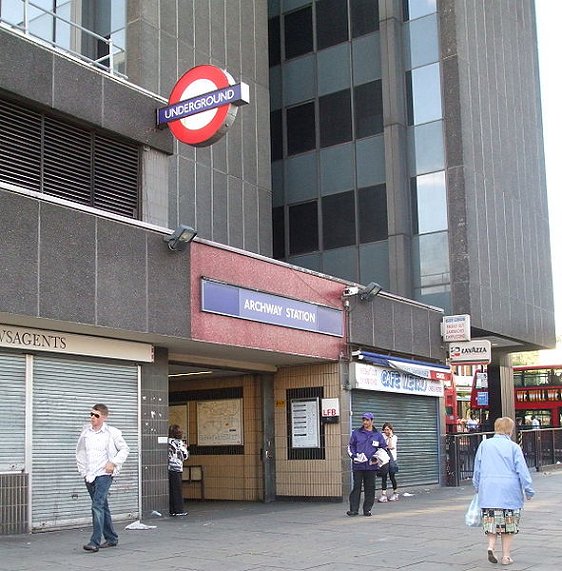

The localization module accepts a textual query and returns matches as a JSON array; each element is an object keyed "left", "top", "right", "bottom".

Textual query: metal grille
[
  {"left": 94, "top": 135, "right": 140, "bottom": 217},
  {"left": 0, "top": 473, "right": 28, "bottom": 535},
  {"left": 0, "top": 96, "right": 140, "bottom": 218},
  {"left": 0, "top": 353, "right": 26, "bottom": 472},
  {"left": 0, "top": 99, "right": 42, "bottom": 191},
  {"left": 31, "top": 356, "right": 139, "bottom": 531},
  {"left": 351, "top": 390, "right": 440, "bottom": 486}
]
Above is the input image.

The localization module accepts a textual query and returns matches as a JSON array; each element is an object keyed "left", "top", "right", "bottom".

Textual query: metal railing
[
  {"left": 0, "top": 0, "right": 125, "bottom": 76},
  {"left": 445, "top": 428, "right": 562, "bottom": 486}
]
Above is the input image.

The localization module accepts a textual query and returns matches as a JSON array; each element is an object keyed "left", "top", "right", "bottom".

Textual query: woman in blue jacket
[{"left": 473, "top": 416, "right": 535, "bottom": 566}]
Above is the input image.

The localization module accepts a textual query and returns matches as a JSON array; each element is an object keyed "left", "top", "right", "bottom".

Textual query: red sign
[{"left": 160, "top": 65, "right": 249, "bottom": 146}]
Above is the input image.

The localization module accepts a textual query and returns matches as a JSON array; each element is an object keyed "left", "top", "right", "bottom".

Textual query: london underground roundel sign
[{"left": 157, "top": 65, "right": 250, "bottom": 147}]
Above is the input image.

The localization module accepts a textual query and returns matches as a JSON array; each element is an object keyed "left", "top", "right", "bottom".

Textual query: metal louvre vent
[
  {"left": 94, "top": 136, "right": 139, "bottom": 217},
  {"left": 0, "top": 97, "right": 140, "bottom": 219},
  {"left": 0, "top": 99, "right": 42, "bottom": 191},
  {"left": 43, "top": 117, "right": 93, "bottom": 204}
]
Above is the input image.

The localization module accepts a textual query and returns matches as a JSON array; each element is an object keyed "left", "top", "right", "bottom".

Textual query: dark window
[
  {"left": 322, "top": 191, "right": 356, "bottom": 250},
  {"left": 358, "top": 184, "right": 388, "bottom": 242},
  {"left": 270, "top": 109, "right": 283, "bottom": 161},
  {"left": 0, "top": 97, "right": 140, "bottom": 219},
  {"left": 268, "top": 16, "right": 281, "bottom": 66},
  {"left": 319, "top": 89, "right": 352, "bottom": 148},
  {"left": 351, "top": 0, "right": 380, "bottom": 37},
  {"left": 354, "top": 80, "right": 383, "bottom": 138},
  {"left": 284, "top": 6, "right": 313, "bottom": 60},
  {"left": 405, "top": 70, "right": 414, "bottom": 125},
  {"left": 289, "top": 201, "right": 318, "bottom": 255},
  {"left": 411, "top": 177, "right": 419, "bottom": 234},
  {"left": 272, "top": 206, "right": 286, "bottom": 259},
  {"left": 286, "top": 102, "right": 316, "bottom": 155},
  {"left": 316, "top": 0, "right": 348, "bottom": 50}
]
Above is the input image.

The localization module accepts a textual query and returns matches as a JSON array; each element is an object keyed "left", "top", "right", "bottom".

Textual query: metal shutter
[
  {"left": 32, "top": 356, "right": 139, "bottom": 531},
  {"left": 351, "top": 390, "right": 439, "bottom": 486},
  {"left": 0, "top": 353, "right": 26, "bottom": 471}
]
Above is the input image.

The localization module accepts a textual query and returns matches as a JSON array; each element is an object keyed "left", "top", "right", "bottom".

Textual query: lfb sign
[{"left": 157, "top": 65, "right": 250, "bottom": 146}]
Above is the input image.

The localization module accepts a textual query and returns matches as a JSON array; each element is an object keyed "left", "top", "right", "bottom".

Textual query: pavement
[{"left": 1, "top": 470, "right": 561, "bottom": 571}]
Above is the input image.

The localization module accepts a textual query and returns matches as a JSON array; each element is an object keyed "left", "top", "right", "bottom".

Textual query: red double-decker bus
[{"left": 513, "top": 365, "right": 562, "bottom": 428}]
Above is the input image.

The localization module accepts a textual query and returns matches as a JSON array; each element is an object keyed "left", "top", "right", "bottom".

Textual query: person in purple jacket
[
  {"left": 346, "top": 412, "right": 389, "bottom": 517},
  {"left": 473, "top": 416, "right": 535, "bottom": 566}
]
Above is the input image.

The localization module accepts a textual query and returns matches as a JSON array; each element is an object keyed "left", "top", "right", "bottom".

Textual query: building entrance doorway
[{"left": 167, "top": 362, "right": 275, "bottom": 503}]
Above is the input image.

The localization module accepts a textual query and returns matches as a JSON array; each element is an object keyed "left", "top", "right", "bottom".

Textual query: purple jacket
[{"left": 347, "top": 427, "right": 387, "bottom": 471}]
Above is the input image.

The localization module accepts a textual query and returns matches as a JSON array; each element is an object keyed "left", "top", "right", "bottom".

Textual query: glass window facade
[
  {"left": 286, "top": 102, "right": 316, "bottom": 155},
  {"left": 284, "top": 6, "right": 313, "bottom": 60},
  {"left": 350, "top": 0, "right": 379, "bottom": 38},
  {"left": 407, "top": 63, "right": 442, "bottom": 125},
  {"left": 402, "top": 0, "right": 436, "bottom": 21},
  {"left": 316, "top": 0, "right": 348, "bottom": 50},
  {"left": 358, "top": 184, "right": 388, "bottom": 243},
  {"left": 319, "top": 89, "right": 352, "bottom": 148},
  {"left": 354, "top": 80, "right": 383, "bottom": 138},
  {"left": 322, "top": 191, "right": 356, "bottom": 250},
  {"left": 0, "top": 0, "right": 127, "bottom": 74},
  {"left": 289, "top": 201, "right": 319, "bottom": 255},
  {"left": 411, "top": 172, "right": 447, "bottom": 234}
]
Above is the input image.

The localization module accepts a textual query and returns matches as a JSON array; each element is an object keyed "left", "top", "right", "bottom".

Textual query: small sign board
[
  {"left": 321, "top": 398, "right": 340, "bottom": 417},
  {"left": 449, "top": 340, "right": 492, "bottom": 365},
  {"left": 441, "top": 314, "right": 471, "bottom": 342}
]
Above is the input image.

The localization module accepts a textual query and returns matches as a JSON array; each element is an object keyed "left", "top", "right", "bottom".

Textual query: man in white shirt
[{"left": 76, "top": 403, "right": 129, "bottom": 553}]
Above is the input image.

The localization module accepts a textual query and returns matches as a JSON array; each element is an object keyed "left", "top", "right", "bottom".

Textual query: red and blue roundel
[{"left": 157, "top": 65, "right": 250, "bottom": 147}]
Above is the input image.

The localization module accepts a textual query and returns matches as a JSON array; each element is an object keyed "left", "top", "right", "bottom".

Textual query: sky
[{"left": 535, "top": 1, "right": 562, "bottom": 360}]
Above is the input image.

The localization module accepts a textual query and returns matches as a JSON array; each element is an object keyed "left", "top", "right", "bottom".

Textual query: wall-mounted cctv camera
[
  {"left": 359, "top": 282, "right": 382, "bottom": 302},
  {"left": 342, "top": 286, "right": 359, "bottom": 297}
]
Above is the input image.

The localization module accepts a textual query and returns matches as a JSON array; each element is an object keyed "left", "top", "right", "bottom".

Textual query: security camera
[
  {"left": 359, "top": 282, "right": 382, "bottom": 302},
  {"left": 342, "top": 286, "right": 359, "bottom": 297}
]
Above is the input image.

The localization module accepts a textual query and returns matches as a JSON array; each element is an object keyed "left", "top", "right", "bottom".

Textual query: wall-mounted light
[{"left": 163, "top": 225, "right": 197, "bottom": 252}]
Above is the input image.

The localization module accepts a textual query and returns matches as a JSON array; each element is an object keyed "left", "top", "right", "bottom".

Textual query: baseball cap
[{"left": 361, "top": 412, "right": 374, "bottom": 420}]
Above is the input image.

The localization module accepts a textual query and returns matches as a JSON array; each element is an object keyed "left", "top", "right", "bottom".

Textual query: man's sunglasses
[{"left": 90, "top": 412, "right": 101, "bottom": 418}]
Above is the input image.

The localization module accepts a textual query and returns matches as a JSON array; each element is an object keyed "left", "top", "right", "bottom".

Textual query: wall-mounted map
[{"left": 197, "top": 399, "right": 243, "bottom": 446}]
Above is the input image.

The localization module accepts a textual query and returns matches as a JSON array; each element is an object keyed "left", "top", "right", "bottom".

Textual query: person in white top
[
  {"left": 76, "top": 403, "right": 129, "bottom": 553},
  {"left": 378, "top": 422, "right": 399, "bottom": 502}
]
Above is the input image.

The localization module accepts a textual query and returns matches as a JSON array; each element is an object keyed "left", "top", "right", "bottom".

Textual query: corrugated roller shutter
[
  {"left": 352, "top": 390, "right": 439, "bottom": 486},
  {"left": 0, "top": 353, "right": 26, "bottom": 472},
  {"left": 32, "top": 356, "right": 139, "bottom": 531}
]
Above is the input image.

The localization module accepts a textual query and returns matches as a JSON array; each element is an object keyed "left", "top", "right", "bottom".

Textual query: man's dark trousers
[{"left": 349, "top": 470, "right": 376, "bottom": 514}]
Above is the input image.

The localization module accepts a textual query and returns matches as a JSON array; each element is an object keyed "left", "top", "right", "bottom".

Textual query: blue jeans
[{"left": 85, "top": 475, "right": 118, "bottom": 546}]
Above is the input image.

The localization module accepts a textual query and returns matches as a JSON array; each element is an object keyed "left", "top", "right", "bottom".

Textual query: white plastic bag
[{"left": 465, "top": 494, "right": 481, "bottom": 527}]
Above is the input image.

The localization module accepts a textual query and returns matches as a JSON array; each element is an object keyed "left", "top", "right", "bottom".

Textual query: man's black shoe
[
  {"left": 346, "top": 510, "right": 359, "bottom": 516},
  {"left": 99, "top": 541, "right": 118, "bottom": 548},
  {"left": 83, "top": 543, "right": 99, "bottom": 553},
  {"left": 363, "top": 511, "right": 372, "bottom": 517}
]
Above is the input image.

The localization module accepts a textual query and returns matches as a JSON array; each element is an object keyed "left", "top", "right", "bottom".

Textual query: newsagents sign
[
  {"left": 201, "top": 279, "right": 343, "bottom": 337},
  {"left": 157, "top": 65, "right": 249, "bottom": 146}
]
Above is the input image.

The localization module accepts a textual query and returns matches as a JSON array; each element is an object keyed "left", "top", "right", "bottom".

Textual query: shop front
[
  {"left": 348, "top": 356, "right": 449, "bottom": 487},
  {"left": 0, "top": 325, "right": 153, "bottom": 534}
]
